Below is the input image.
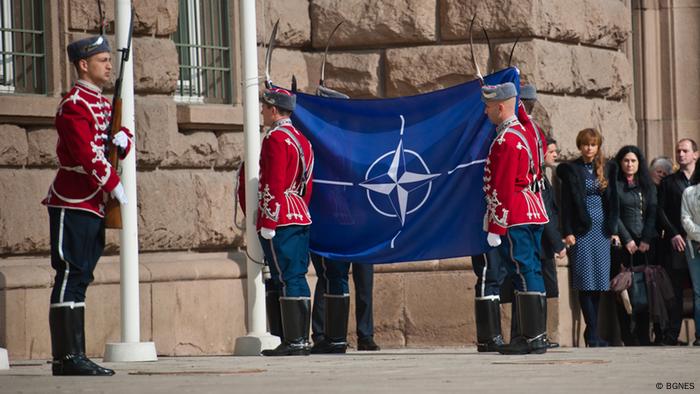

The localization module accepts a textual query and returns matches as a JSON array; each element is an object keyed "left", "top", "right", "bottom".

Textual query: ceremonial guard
[
  {"left": 481, "top": 82, "right": 550, "bottom": 355},
  {"left": 308, "top": 86, "right": 380, "bottom": 354},
  {"left": 43, "top": 36, "right": 132, "bottom": 375},
  {"left": 255, "top": 87, "right": 315, "bottom": 357},
  {"left": 472, "top": 249, "right": 507, "bottom": 352}
]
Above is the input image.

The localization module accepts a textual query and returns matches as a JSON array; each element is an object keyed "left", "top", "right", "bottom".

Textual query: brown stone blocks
[
  {"left": 0, "top": 170, "right": 54, "bottom": 255},
  {"left": 137, "top": 170, "right": 242, "bottom": 251},
  {"left": 0, "top": 287, "right": 51, "bottom": 359},
  {"left": 321, "top": 52, "right": 382, "bottom": 98},
  {"left": 537, "top": 94, "right": 637, "bottom": 160},
  {"left": 26, "top": 128, "right": 58, "bottom": 168},
  {"left": 403, "top": 271, "right": 472, "bottom": 347},
  {"left": 259, "top": 47, "right": 320, "bottom": 94},
  {"left": 498, "top": 39, "right": 632, "bottom": 100},
  {"left": 152, "top": 279, "right": 245, "bottom": 356},
  {"left": 215, "top": 132, "right": 244, "bottom": 169},
  {"left": 385, "top": 43, "right": 490, "bottom": 97},
  {"left": 134, "top": 95, "right": 176, "bottom": 168},
  {"left": 132, "top": 36, "right": 179, "bottom": 94},
  {"left": 0, "top": 125, "right": 28, "bottom": 166},
  {"left": 257, "top": 0, "right": 311, "bottom": 47},
  {"left": 137, "top": 170, "right": 198, "bottom": 251},
  {"left": 440, "top": 0, "right": 631, "bottom": 49},
  {"left": 310, "top": 0, "right": 437, "bottom": 48},
  {"left": 68, "top": 0, "right": 178, "bottom": 36}
]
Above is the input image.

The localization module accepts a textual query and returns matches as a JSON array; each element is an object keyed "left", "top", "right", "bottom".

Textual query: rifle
[{"left": 104, "top": 9, "right": 134, "bottom": 229}]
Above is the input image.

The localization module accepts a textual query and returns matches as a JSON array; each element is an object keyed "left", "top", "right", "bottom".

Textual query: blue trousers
[
  {"left": 498, "top": 225, "right": 545, "bottom": 293},
  {"left": 49, "top": 207, "right": 105, "bottom": 305},
  {"left": 472, "top": 247, "right": 507, "bottom": 298},
  {"left": 311, "top": 254, "right": 376, "bottom": 340},
  {"left": 260, "top": 225, "right": 311, "bottom": 298}
]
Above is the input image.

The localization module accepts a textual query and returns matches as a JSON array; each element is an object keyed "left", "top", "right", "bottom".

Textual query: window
[
  {"left": 0, "top": 0, "right": 45, "bottom": 94},
  {"left": 173, "top": 0, "right": 232, "bottom": 104}
]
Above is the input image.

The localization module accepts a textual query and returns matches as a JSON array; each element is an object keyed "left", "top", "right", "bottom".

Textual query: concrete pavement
[{"left": 1, "top": 347, "right": 699, "bottom": 393}]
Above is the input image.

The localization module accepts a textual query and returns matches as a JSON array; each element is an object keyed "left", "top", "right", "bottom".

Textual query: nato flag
[{"left": 291, "top": 68, "right": 520, "bottom": 264}]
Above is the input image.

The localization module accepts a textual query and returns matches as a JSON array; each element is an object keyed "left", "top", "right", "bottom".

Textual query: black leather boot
[
  {"left": 266, "top": 290, "right": 283, "bottom": 341},
  {"left": 475, "top": 298, "right": 505, "bottom": 352},
  {"left": 311, "top": 295, "right": 349, "bottom": 354},
  {"left": 262, "top": 297, "right": 311, "bottom": 356},
  {"left": 50, "top": 306, "right": 115, "bottom": 376},
  {"left": 497, "top": 292, "right": 547, "bottom": 355}
]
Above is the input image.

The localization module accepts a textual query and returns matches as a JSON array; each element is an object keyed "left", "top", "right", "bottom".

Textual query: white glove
[
  {"left": 112, "top": 130, "right": 129, "bottom": 149},
  {"left": 487, "top": 232, "right": 502, "bottom": 247},
  {"left": 110, "top": 182, "right": 128, "bottom": 205},
  {"left": 260, "top": 227, "right": 276, "bottom": 240}
]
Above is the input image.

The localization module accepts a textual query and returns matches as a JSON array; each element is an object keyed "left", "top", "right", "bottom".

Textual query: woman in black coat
[
  {"left": 612, "top": 145, "right": 657, "bottom": 346},
  {"left": 557, "top": 128, "right": 618, "bottom": 347}
]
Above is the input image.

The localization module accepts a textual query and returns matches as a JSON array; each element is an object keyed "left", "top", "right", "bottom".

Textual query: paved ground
[{"left": 1, "top": 347, "right": 699, "bottom": 393}]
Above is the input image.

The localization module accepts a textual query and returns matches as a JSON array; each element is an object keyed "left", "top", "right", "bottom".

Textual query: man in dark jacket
[{"left": 657, "top": 138, "right": 698, "bottom": 345}]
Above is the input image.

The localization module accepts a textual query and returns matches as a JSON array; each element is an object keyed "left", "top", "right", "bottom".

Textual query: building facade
[{"left": 0, "top": 0, "right": 698, "bottom": 359}]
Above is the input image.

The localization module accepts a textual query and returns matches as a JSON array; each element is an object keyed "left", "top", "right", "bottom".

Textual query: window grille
[
  {"left": 0, "top": 0, "right": 46, "bottom": 94},
  {"left": 173, "top": 0, "right": 231, "bottom": 104}
]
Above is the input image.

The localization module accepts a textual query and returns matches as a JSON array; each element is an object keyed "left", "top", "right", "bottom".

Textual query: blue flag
[{"left": 291, "top": 68, "right": 520, "bottom": 264}]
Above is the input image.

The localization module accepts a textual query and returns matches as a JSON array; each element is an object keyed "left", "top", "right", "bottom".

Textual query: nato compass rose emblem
[
  {"left": 360, "top": 115, "right": 440, "bottom": 246},
  {"left": 313, "top": 115, "right": 484, "bottom": 249}
]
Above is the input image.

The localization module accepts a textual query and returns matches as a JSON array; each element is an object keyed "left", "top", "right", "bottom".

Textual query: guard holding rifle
[{"left": 42, "top": 35, "right": 132, "bottom": 375}]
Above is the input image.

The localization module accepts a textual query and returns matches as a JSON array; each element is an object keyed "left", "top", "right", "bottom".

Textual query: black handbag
[{"left": 628, "top": 254, "right": 649, "bottom": 313}]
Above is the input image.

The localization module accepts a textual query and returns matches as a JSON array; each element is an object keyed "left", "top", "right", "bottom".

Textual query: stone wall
[
  {"left": 0, "top": 0, "right": 651, "bottom": 358},
  {"left": 0, "top": 0, "right": 637, "bottom": 257}
]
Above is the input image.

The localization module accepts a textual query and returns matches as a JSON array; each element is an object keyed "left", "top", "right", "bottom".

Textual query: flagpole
[
  {"left": 233, "top": 0, "right": 280, "bottom": 355},
  {"left": 103, "top": 0, "right": 156, "bottom": 362},
  {"left": 0, "top": 348, "right": 8, "bottom": 370}
]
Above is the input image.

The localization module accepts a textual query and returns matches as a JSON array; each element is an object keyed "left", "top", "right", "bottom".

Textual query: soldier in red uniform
[
  {"left": 42, "top": 36, "right": 132, "bottom": 375},
  {"left": 480, "top": 82, "right": 549, "bottom": 354},
  {"left": 255, "top": 87, "right": 315, "bottom": 357}
]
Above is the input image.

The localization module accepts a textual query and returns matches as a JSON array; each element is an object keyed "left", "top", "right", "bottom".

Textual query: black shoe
[
  {"left": 52, "top": 354, "right": 115, "bottom": 376},
  {"left": 544, "top": 338, "right": 560, "bottom": 349},
  {"left": 262, "top": 297, "right": 312, "bottom": 357},
  {"left": 357, "top": 337, "right": 380, "bottom": 351},
  {"left": 693, "top": 338, "right": 700, "bottom": 346},
  {"left": 661, "top": 337, "right": 679, "bottom": 346},
  {"left": 477, "top": 335, "right": 505, "bottom": 352},
  {"left": 262, "top": 341, "right": 310, "bottom": 356},
  {"left": 497, "top": 334, "right": 547, "bottom": 355},
  {"left": 311, "top": 338, "right": 347, "bottom": 354}
]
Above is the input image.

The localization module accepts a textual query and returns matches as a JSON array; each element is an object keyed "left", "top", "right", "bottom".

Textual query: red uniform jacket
[
  {"left": 483, "top": 104, "right": 548, "bottom": 235},
  {"left": 42, "top": 80, "right": 133, "bottom": 217},
  {"left": 255, "top": 118, "right": 314, "bottom": 231}
]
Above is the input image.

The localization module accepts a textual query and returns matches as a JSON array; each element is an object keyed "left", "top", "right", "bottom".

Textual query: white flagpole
[
  {"left": 233, "top": 0, "right": 280, "bottom": 355},
  {"left": 0, "top": 348, "right": 8, "bottom": 370},
  {"left": 103, "top": 0, "right": 156, "bottom": 362}
]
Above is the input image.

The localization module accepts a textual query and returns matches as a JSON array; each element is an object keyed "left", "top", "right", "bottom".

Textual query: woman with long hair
[
  {"left": 679, "top": 166, "right": 700, "bottom": 347},
  {"left": 557, "top": 128, "right": 618, "bottom": 347},
  {"left": 612, "top": 145, "right": 657, "bottom": 345}
]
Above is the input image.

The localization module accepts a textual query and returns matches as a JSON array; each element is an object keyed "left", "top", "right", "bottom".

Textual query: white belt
[{"left": 59, "top": 165, "right": 88, "bottom": 174}]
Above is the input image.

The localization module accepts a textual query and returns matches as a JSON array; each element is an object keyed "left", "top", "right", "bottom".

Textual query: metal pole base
[
  {"left": 103, "top": 341, "right": 157, "bottom": 362},
  {"left": 0, "top": 347, "right": 9, "bottom": 370},
  {"left": 234, "top": 334, "right": 281, "bottom": 356}
]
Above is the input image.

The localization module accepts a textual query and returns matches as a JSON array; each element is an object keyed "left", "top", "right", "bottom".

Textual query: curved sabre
[
  {"left": 468, "top": 15, "right": 484, "bottom": 85},
  {"left": 320, "top": 22, "right": 343, "bottom": 87},
  {"left": 264, "top": 19, "right": 279, "bottom": 88},
  {"left": 482, "top": 28, "right": 493, "bottom": 74},
  {"left": 507, "top": 36, "right": 521, "bottom": 67}
]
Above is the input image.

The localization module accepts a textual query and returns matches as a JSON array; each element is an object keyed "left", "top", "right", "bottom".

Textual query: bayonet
[
  {"left": 469, "top": 15, "right": 484, "bottom": 85},
  {"left": 320, "top": 22, "right": 343, "bottom": 87},
  {"left": 507, "top": 36, "right": 521, "bottom": 67},
  {"left": 264, "top": 20, "right": 279, "bottom": 88}
]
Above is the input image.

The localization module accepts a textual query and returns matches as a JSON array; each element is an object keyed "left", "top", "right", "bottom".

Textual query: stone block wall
[{"left": 0, "top": 0, "right": 645, "bottom": 357}]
